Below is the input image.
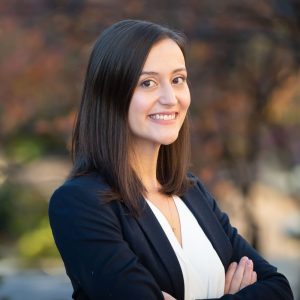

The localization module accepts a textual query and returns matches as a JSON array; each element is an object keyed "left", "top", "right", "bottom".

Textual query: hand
[
  {"left": 224, "top": 256, "right": 257, "bottom": 294},
  {"left": 162, "top": 291, "right": 177, "bottom": 300}
]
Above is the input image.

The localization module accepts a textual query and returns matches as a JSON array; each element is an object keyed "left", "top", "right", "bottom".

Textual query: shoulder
[
  {"left": 51, "top": 171, "right": 107, "bottom": 197},
  {"left": 186, "top": 172, "right": 216, "bottom": 208},
  {"left": 48, "top": 172, "right": 113, "bottom": 216},
  {"left": 60, "top": 171, "right": 108, "bottom": 189},
  {"left": 48, "top": 171, "right": 123, "bottom": 239},
  {"left": 185, "top": 172, "right": 230, "bottom": 229}
]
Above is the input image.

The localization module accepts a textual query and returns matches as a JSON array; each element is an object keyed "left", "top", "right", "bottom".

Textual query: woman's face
[{"left": 128, "top": 38, "right": 190, "bottom": 149}]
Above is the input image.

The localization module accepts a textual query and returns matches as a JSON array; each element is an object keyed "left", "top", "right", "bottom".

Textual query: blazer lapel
[
  {"left": 181, "top": 184, "right": 232, "bottom": 269},
  {"left": 136, "top": 199, "right": 184, "bottom": 300}
]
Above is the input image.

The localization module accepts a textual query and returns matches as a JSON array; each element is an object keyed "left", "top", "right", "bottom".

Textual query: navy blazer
[{"left": 49, "top": 172, "right": 293, "bottom": 300}]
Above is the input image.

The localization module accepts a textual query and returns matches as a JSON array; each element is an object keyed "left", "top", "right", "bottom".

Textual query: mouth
[{"left": 148, "top": 112, "right": 178, "bottom": 121}]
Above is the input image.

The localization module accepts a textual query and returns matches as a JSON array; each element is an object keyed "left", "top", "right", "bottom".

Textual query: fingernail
[
  {"left": 247, "top": 259, "right": 253, "bottom": 266},
  {"left": 242, "top": 256, "right": 248, "bottom": 263}
]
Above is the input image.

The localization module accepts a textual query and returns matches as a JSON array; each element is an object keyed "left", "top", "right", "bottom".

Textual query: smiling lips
[{"left": 148, "top": 113, "right": 177, "bottom": 121}]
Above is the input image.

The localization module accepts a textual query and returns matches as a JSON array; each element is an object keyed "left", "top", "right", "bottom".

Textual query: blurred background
[{"left": 0, "top": 0, "right": 300, "bottom": 299}]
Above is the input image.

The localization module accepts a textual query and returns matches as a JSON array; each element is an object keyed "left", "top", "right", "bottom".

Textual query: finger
[
  {"left": 240, "top": 259, "right": 253, "bottom": 290},
  {"left": 162, "top": 291, "right": 177, "bottom": 300},
  {"left": 224, "top": 262, "right": 238, "bottom": 294},
  {"left": 251, "top": 271, "right": 257, "bottom": 284},
  {"left": 228, "top": 256, "right": 248, "bottom": 294}
]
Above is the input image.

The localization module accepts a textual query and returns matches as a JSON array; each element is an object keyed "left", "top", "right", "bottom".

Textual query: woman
[{"left": 49, "top": 20, "right": 293, "bottom": 300}]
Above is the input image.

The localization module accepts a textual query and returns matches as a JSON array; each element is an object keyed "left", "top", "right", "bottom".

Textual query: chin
[{"left": 159, "top": 134, "right": 179, "bottom": 145}]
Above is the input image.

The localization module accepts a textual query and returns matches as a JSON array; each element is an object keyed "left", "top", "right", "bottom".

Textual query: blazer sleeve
[
  {"left": 48, "top": 184, "right": 164, "bottom": 300},
  {"left": 195, "top": 179, "right": 294, "bottom": 300}
]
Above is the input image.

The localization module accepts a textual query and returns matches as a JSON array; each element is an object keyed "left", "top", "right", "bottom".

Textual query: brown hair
[{"left": 71, "top": 19, "right": 191, "bottom": 217}]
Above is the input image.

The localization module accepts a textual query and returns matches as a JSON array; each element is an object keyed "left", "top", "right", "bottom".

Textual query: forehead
[{"left": 142, "top": 38, "right": 186, "bottom": 71}]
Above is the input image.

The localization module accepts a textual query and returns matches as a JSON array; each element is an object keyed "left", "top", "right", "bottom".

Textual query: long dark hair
[{"left": 71, "top": 19, "right": 191, "bottom": 216}]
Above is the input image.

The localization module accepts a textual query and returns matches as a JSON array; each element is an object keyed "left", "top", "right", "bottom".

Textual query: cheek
[
  {"left": 185, "top": 96, "right": 191, "bottom": 110},
  {"left": 128, "top": 94, "right": 150, "bottom": 131},
  {"left": 180, "top": 88, "right": 191, "bottom": 111},
  {"left": 129, "top": 92, "right": 156, "bottom": 124}
]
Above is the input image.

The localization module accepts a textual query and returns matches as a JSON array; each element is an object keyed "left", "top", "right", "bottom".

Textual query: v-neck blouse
[{"left": 146, "top": 195, "right": 225, "bottom": 300}]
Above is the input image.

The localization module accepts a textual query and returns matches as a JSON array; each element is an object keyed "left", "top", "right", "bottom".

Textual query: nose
[{"left": 159, "top": 83, "right": 177, "bottom": 106}]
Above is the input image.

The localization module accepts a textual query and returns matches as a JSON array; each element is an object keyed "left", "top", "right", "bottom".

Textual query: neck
[{"left": 130, "top": 141, "right": 161, "bottom": 193}]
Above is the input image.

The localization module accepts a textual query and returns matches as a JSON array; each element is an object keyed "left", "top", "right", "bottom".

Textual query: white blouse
[{"left": 146, "top": 196, "right": 225, "bottom": 300}]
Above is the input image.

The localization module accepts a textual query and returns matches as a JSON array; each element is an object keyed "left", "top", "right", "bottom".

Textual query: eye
[
  {"left": 140, "top": 79, "right": 156, "bottom": 88},
  {"left": 172, "top": 76, "right": 186, "bottom": 85}
]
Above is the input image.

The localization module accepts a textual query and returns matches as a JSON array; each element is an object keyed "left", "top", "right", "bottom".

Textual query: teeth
[{"left": 150, "top": 113, "right": 176, "bottom": 120}]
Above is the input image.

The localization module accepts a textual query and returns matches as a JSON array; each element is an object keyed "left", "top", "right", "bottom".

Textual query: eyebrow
[{"left": 140, "top": 68, "right": 187, "bottom": 76}]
